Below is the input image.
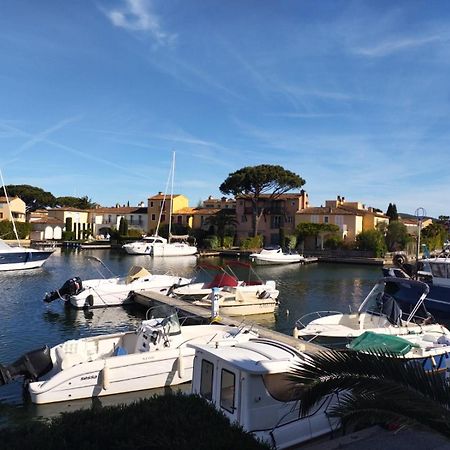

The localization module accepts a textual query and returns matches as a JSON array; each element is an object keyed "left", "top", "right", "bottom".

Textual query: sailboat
[
  {"left": 0, "top": 170, "right": 54, "bottom": 271},
  {"left": 123, "top": 152, "right": 197, "bottom": 257}
]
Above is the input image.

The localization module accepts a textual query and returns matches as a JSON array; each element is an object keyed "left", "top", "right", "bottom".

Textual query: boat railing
[{"left": 295, "top": 311, "right": 343, "bottom": 329}]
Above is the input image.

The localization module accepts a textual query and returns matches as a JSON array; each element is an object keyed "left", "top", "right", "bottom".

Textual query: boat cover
[
  {"left": 349, "top": 331, "right": 418, "bottom": 356},
  {"left": 205, "top": 272, "right": 238, "bottom": 289},
  {"left": 127, "top": 266, "right": 151, "bottom": 283}
]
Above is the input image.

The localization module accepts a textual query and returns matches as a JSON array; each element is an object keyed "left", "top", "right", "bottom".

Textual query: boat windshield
[
  {"left": 163, "top": 312, "right": 181, "bottom": 336},
  {"left": 358, "top": 278, "right": 430, "bottom": 324}
]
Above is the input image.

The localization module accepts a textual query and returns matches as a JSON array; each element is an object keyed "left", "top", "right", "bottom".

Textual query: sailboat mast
[
  {"left": 0, "top": 169, "right": 21, "bottom": 247},
  {"left": 168, "top": 151, "right": 175, "bottom": 244}
]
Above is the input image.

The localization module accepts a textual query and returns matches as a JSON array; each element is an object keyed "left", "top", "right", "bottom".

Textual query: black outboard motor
[
  {"left": 44, "top": 277, "right": 83, "bottom": 303},
  {"left": 0, "top": 346, "right": 53, "bottom": 385}
]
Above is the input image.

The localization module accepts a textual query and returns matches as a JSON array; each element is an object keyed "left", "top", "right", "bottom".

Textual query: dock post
[{"left": 211, "top": 287, "right": 220, "bottom": 319}]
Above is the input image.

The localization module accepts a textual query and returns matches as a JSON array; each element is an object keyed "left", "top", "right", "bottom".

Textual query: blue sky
[{"left": 1, "top": 1, "right": 449, "bottom": 217}]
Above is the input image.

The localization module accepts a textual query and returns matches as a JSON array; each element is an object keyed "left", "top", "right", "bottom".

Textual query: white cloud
[{"left": 103, "top": 0, "right": 176, "bottom": 46}]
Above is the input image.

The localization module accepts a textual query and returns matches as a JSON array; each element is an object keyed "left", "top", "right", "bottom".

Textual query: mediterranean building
[
  {"left": 89, "top": 206, "right": 148, "bottom": 237},
  {"left": 235, "top": 191, "right": 309, "bottom": 245},
  {"left": 147, "top": 193, "right": 193, "bottom": 234},
  {"left": 47, "top": 207, "right": 91, "bottom": 240},
  {"left": 296, "top": 195, "right": 389, "bottom": 242},
  {"left": 0, "top": 196, "right": 26, "bottom": 222}
]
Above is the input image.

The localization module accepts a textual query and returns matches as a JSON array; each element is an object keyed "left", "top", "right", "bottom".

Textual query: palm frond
[{"left": 288, "top": 350, "right": 450, "bottom": 430}]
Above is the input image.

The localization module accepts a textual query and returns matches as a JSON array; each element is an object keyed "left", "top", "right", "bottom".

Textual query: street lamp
[{"left": 415, "top": 207, "right": 426, "bottom": 262}]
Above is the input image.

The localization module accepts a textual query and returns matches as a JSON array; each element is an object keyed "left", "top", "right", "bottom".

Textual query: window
[
  {"left": 150, "top": 201, "right": 154, "bottom": 207},
  {"left": 200, "top": 360, "right": 214, "bottom": 401},
  {"left": 177, "top": 215, "right": 182, "bottom": 224},
  {"left": 324, "top": 216, "right": 329, "bottom": 224},
  {"left": 138, "top": 215, "right": 142, "bottom": 225},
  {"left": 220, "top": 369, "right": 235, "bottom": 413},
  {"left": 262, "top": 373, "right": 302, "bottom": 402},
  {"left": 241, "top": 215, "right": 247, "bottom": 222},
  {"left": 151, "top": 214, "right": 156, "bottom": 221},
  {"left": 161, "top": 214, "right": 166, "bottom": 222},
  {"left": 287, "top": 216, "right": 293, "bottom": 223},
  {"left": 129, "top": 215, "right": 133, "bottom": 224},
  {"left": 271, "top": 216, "right": 281, "bottom": 228},
  {"left": 108, "top": 215, "right": 111, "bottom": 223}
]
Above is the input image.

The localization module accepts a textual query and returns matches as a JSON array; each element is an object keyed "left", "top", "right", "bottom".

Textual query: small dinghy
[{"left": 0, "top": 309, "right": 258, "bottom": 404}]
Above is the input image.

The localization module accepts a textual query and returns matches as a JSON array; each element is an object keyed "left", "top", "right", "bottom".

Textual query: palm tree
[
  {"left": 289, "top": 350, "right": 450, "bottom": 439},
  {"left": 204, "top": 211, "right": 238, "bottom": 247}
]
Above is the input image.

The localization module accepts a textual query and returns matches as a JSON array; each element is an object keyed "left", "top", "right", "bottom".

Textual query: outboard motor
[
  {"left": 0, "top": 346, "right": 53, "bottom": 385},
  {"left": 44, "top": 277, "right": 83, "bottom": 303}
]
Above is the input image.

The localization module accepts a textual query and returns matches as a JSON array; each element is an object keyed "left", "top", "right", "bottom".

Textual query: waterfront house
[
  {"left": 0, "top": 196, "right": 26, "bottom": 222},
  {"left": 88, "top": 205, "right": 148, "bottom": 237},
  {"left": 29, "top": 216, "right": 64, "bottom": 241},
  {"left": 147, "top": 193, "right": 193, "bottom": 234},
  {"left": 296, "top": 196, "right": 389, "bottom": 244},
  {"left": 235, "top": 191, "right": 309, "bottom": 245},
  {"left": 47, "top": 207, "right": 90, "bottom": 240}
]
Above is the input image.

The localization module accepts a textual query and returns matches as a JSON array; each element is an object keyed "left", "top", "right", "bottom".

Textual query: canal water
[{"left": 0, "top": 248, "right": 380, "bottom": 427}]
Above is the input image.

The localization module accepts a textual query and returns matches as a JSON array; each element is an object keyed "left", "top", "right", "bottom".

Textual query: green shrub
[
  {"left": 324, "top": 236, "right": 343, "bottom": 249},
  {"left": 222, "top": 236, "right": 234, "bottom": 248},
  {"left": 203, "top": 235, "right": 219, "bottom": 249},
  {"left": 240, "top": 235, "right": 263, "bottom": 250},
  {"left": 127, "top": 228, "right": 144, "bottom": 238},
  {"left": 1, "top": 393, "right": 269, "bottom": 450},
  {"left": 356, "top": 229, "right": 387, "bottom": 257},
  {"left": 0, "top": 221, "right": 31, "bottom": 239},
  {"left": 61, "top": 231, "right": 76, "bottom": 241}
]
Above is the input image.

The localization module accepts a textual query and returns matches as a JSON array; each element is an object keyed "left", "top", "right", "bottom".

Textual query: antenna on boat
[
  {"left": 85, "top": 255, "right": 117, "bottom": 278},
  {"left": 154, "top": 153, "right": 173, "bottom": 238},
  {"left": 0, "top": 168, "right": 21, "bottom": 247}
]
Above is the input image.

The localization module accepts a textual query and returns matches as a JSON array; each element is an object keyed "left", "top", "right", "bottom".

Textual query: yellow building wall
[
  {"left": 0, "top": 197, "right": 26, "bottom": 222},
  {"left": 147, "top": 195, "right": 190, "bottom": 233}
]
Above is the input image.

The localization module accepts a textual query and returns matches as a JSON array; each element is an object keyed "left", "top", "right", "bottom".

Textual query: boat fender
[
  {"left": 85, "top": 295, "right": 94, "bottom": 308},
  {"left": 101, "top": 363, "right": 110, "bottom": 390},
  {"left": 177, "top": 350, "right": 185, "bottom": 378}
]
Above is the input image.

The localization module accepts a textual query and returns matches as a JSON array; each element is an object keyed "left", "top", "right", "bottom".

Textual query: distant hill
[{"left": 398, "top": 212, "right": 435, "bottom": 221}]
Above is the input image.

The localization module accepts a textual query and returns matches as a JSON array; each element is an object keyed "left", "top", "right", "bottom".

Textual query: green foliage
[
  {"left": 421, "top": 223, "right": 447, "bottom": 251},
  {"left": 385, "top": 220, "right": 410, "bottom": 251},
  {"left": 62, "top": 231, "right": 76, "bottom": 240},
  {"left": 240, "top": 235, "right": 263, "bottom": 250},
  {"left": 205, "top": 210, "right": 237, "bottom": 247},
  {"left": 222, "top": 235, "right": 234, "bottom": 248},
  {"left": 127, "top": 228, "right": 144, "bottom": 238},
  {"left": 65, "top": 217, "right": 73, "bottom": 233},
  {"left": 296, "top": 222, "right": 322, "bottom": 239},
  {"left": 219, "top": 164, "right": 305, "bottom": 236},
  {"left": 4, "top": 184, "right": 56, "bottom": 212},
  {"left": 119, "top": 217, "right": 129, "bottom": 236},
  {"left": 1, "top": 393, "right": 269, "bottom": 450},
  {"left": 355, "top": 229, "right": 387, "bottom": 257},
  {"left": 386, "top": 203, "right": 399, "bottom": 222},
  {"left": 56, "top": 195, "right": 95, "bottom": 209},
  {"left": 324, "top": 235, "right": 344, "bottom": 249},
  {"left": 203, "top": 235, "right": 219, "bottom": 249},
  {"left": 0, "top": 221, "right": 31, "bottom": 239},
  {"left": 289, "top": 350, "right": 450, "bottom": 439}
]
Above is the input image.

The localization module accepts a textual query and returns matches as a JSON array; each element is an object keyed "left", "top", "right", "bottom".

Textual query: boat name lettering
[{"left": 81, "top": 374, "right": 98, "bottom": 381}]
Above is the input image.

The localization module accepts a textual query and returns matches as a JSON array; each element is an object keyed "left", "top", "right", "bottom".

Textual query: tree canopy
[
  {"left": 385, "top": 220, "right": 410, "bottom": 251},
  {"left": 219, "top": 165, "right": 305, "bottom": 236},
  {"left": 3, "top": 185, "right": 95, "bottom": 212},
  {"left": 386, "top": 203, "right": 399, "bottom": 222}
]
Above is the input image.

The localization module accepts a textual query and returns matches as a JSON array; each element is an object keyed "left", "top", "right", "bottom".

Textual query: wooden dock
[{"left": 133, "top": 290, "right": 324, "bottom": 353}]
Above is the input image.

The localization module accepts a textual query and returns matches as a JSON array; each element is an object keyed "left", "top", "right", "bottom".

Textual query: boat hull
[
  {"left": 0, "top": 250, "right": 53, "bottom": 271},
  {"left": 28, "top": 347, "right": 196, "bottom": 404}
]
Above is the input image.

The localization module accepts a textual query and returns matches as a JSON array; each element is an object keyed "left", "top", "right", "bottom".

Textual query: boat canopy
[
  {"left": 127, "top": 266, "right": 151, "bottom": 283},
  {"left": 204, "top": 272, "right": 238, "bottom": 289},
  {"left": 349, "top": 331, "right": 418, "bottom": 356}
]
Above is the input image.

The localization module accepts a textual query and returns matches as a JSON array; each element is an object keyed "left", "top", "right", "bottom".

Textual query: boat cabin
[{"left": 191, "top": 339, "right": 339, "bottom": 449}]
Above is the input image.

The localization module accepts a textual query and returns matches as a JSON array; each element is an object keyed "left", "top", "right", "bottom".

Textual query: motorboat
[
  {"left": 0, "top": 239, "right": 54, "bottom": 271},
  {"left": 383, "top": 249, "right": 450, "bottom": 318},
  {"left": 191, "top": 338, "right": 340, "bottom": 449},
  {"left": 0, "top": 310, "right": 258, "bottom": 404},
  {"left": 194, "top": 282, "right": 279, "bottom": 316},
  {"left": 293, "top": 277, "right": 449, "bottom": 349},
  {"left": 172, "top": 264, "right": 240, "bottom": 300},
  {"left": 348, "top": 330, "right": 450, "bottom": 373},
  {"left": 44, "top": 265, "right": 190, "bottom": 308},
  {"left": 250, "top": 246, "right": 305, "bottom": 265},
  {"left": 0, "top": 171, "right": 54, "bottom": 271},
  {"left": 174, "top": 261, "right": 278, "bottom": 303},
  {"left": 122, "top": 153, "right": 197, "bottom": 257}
]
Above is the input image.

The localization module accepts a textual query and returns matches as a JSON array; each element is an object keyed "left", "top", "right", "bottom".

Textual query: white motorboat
[
  {"left": 348, "top": 330, "right": 450, "bottom": 373},
  {"left": 122, "top": 153, "right": 197, "bottom": 257},
  {"left": 191, "top": 339, "right": 340, "bottom": 449},
  {"left": 0, "top": 170, "right": 54, "bottom": 271},
  {"left": 44, "top": 265, "right": 190, "bottom": 308},
  {"left": 0, "top": 239, "right": 54, "bottom": 271},
  {"left": 293, "top": 277, "right": 449, "bottom": 348},
  {"left": 250, "top": 246, "right": 305, "bottom": 265},
  {"left": 194, "top": 282, "right": 279, "bottom": 316},
  {"left": 0, "top": 310, "right": 258, "bottom": 404}
]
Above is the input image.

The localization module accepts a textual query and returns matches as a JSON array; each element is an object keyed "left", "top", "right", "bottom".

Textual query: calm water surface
[{"left": 0, "top": 248, "right": 380, "bottom": 426}]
